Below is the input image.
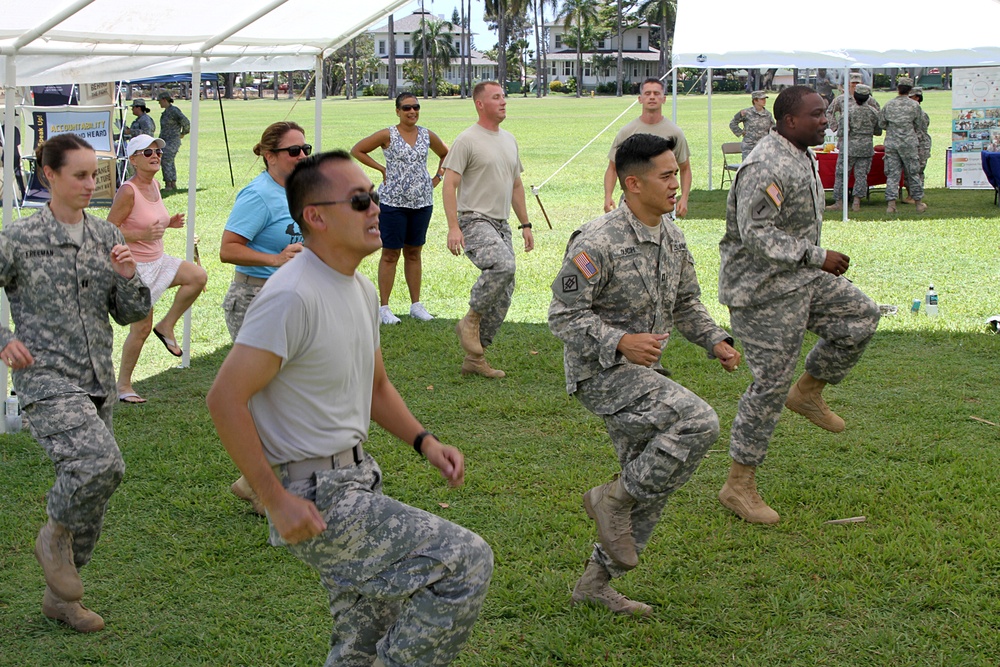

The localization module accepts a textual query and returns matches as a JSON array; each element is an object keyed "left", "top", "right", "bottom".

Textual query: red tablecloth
[{"left": 816, "top": 147, "right": 890, "bottom": 190}]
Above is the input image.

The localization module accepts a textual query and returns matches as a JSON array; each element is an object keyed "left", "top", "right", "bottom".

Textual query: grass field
[{"left": 1, "top": 90, "right": 998, "bottom": 666}]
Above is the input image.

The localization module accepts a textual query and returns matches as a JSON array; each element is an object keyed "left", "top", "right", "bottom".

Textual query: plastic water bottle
[
  {"left": 925, "top": 285, "right": 939, "bottom": 317},
  {"left": 5, "top": 392, "right": 21, "bottom": 433}
]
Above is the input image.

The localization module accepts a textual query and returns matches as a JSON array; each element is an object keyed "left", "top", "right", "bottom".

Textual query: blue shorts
[{"left": 379, "top": 204, "right": 433, "bottom": 249}]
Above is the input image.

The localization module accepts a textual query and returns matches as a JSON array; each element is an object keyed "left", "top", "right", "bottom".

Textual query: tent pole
[
  {"left": 216, "top": 78, "right": 234, "bottom": 187},
  {"left": 707, "top": 67, "right": 713, "bottom": 191},
  {"left": 842, "top": 66, "right": 849, "bottom": 221},
  {"left": 182, "top": 56, "right": 202, "bottom": 368},
  {"left": 315, "top": 54, "right": 324, "bottom": 152},
  {"left": 2, "top": 55, "right": 16, "bottom": 397},
  {"left": 672, "top": 68, "right": 678, "bottom": 122}
]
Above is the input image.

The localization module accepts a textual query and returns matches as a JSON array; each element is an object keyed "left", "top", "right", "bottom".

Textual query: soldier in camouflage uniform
[
  {"left": 826, "top": 84, "right": 882, "bottom": 212},
  {"left": 550, "top": 134, "right": 740, "bottom": 616},
  {"left": 123, "top": 99, "right": 156, "bottom": 140},
  {"left": 902, "top": 87, "right": 932, "bottom": 204},
  {"left": 879, "top": 77, "right": 927, "bottom": 213},
  {"left": 825, "top": 72, "right": 880, "bottom": 132},
  {"left": 718, "top": 87, "right": 880, "bottom": 525},
  {"left": 0, "top": 134, "right": 150, "bottom": 632},
  {"left": 208, "top": 152, "right": 492, "bottom": 667},
  {"left": 442, "top": 81, "right": 534, "bottom": 378},
  {"left": 156, "top": 91, "right": 190, "bottom": 190},
  {"left": 730, "top": 91, "right": 776, "bottom": 160}
]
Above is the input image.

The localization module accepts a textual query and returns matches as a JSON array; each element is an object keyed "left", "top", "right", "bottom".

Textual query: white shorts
[{"left": 135, "top": 254, "right": 183, "bottom": 305}]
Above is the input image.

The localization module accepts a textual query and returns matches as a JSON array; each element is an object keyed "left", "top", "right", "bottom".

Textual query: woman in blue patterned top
[{"left": 352, "top": 93, "right": 448, "bottom": 324}]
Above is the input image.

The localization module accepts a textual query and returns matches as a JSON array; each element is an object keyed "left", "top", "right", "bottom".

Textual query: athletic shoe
[
  {"left": 409, "top": 302, "right": 434, "bottom": 321},
  {"left": 379, "top": 306, "right": 401, "bottom": 325}
]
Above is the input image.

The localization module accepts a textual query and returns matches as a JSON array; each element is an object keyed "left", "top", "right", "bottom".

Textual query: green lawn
[{"left": 1, "top": 90, "right": 998, "bottom": 666}]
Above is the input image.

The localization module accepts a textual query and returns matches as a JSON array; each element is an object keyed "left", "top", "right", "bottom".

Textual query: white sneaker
[
  {"left": 379, "top": 306, "right": 401, "bottom": 325},
  {"left": 409, "top": 302, "right": 434, "bottom": 321}
]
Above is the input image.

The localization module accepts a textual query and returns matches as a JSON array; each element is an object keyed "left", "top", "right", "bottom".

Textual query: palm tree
[
  {"left": 485, "top": 0, "right": 532, "bottom": 89},
  {"left": 413, "top": 18, "right": 459, "bottom": 97},
  {"left": 388, "top": 14, "right": 397, "bottom": 98},
  {"left": 616, "top": 0, "right": 623, "bottom": 96},
  {"left": 558, "top": 0, "right": 599, "bottom": 97},
  {"left": 637, "top": 0, "right": 676, "bottom": 78},
  {"left": 539, "top": 0, "right": 558, "bottom": 95}
]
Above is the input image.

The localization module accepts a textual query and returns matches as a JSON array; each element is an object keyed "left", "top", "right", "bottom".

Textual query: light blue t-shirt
[{"left": 224, "top": 171, "right": 302, "bottom": 279}]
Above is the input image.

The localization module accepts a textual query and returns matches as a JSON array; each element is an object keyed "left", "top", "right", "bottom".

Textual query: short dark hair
[
  {"left": 285, "top": 150, "right": 353, "bottom": 233},
  {"left": 897, "top": 84, "right": 912, "bottom": 95},
  {"left": 640, "top": 78, "right": 664, "bottom": 93},
  {"left": 773, "top": 85, "right": 819, "bottom": 126},
  {"left": 34, "top": 134, "right": 93, "bottom": 188},
  {"left": 473, "top": 81, "right": 501, "bottom": 100},
  {"left": 395, "top": 92, "right": 417, "bottom": 108},
  {"left": 615, "top": 133, "right": 675, "bottom": 188}
]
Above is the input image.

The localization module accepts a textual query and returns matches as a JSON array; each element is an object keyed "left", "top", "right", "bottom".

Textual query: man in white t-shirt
[
  {"left": 207, "top": 151, "right": 493, "bottom": 667},
  {"left": 442, "top": 80, "right": 535, "bottom": 378},
  {"left": 604, "top": 78, "right": 693, "bottom": 218}
]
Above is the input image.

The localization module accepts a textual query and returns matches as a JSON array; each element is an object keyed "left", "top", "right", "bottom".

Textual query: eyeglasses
[
  {"left": 399, "top": 104, "right": 421, "bottom": 112},
  {"left": 307, "top": 191, "right": 380, "bottom": 212},
  {"left": 273, "top": 144, "right": 313, "bottom": 157},
  {"left": 134, "top": 148, "right": 163, "bottom": 158}
]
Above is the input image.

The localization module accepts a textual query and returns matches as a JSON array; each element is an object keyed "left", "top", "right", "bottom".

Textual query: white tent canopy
[
  {"left": 1, "top": 0, "right": 412, "bottom": 365},
  {"left": 673, "top": 0, "right": 1000, "bottom": 69}
]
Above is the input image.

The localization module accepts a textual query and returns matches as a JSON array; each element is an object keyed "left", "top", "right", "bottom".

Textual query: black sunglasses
[
  {"left": 135, "top": 148, "right": 163, "bottom": 158},
  {"left": 273, "top": 144, "right": 313, "bottom": 157},
  {"left": 399, "top": 104, "right": 421, "bottom": 112},
  {"left": 307, "top": 191, "right": 380, "bottom": 212}
]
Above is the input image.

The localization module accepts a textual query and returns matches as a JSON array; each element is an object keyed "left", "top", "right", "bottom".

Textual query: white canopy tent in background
[
  {"left": 0, "top": 0, "right": 412, "bottom": 366},
  {"left": 671, "top": 0, "right": 1000, "bottom": 218}
]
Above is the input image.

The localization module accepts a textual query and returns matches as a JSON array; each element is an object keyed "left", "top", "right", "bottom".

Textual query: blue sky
[{"left": 395, "top": 0, "right": 499, "bottom": 52}]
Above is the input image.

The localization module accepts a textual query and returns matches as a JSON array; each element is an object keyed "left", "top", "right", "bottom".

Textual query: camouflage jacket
[
  {"left": 730, "top": 107, "right": 775, "bottom": 148},
  {"left": 878, "top": 95, "right": 923, "bottom": 150},
  {"left": 836, "top": 103, "right": 882, "bottom": 158},
  {"left": 0, "top": 206, "right": 151, "bottom": 405},
  {"left": 917, "top": 108, "right": 931, "bottom": 159},
  {"left": 549, "top": 205, "right": 730, "bottom": 395},
  {"left": 826, "top": 93, "right": 880, "bottom": 133},
  {"left": 719, "top": 130, "right": 828, "bottom": 308},
  {"left": 127, "top": 113, "right": 156, "bottom": 139},
  {"left": 159, "top": 105, "right": 190, "bottom": 145}
]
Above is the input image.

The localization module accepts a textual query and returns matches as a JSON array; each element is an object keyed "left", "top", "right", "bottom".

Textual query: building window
[
  {"left": 597, "top": 38, "right": 606, "bottom": 50},
  {"left": 549, "top": 62, "right": 557, "bottom": 76},
  {"left": 584, "top": 62, "right": 592, "bottom": 77},
  {"left": 563, "top": 61, "right": 573, "bottom": 76},
  {"left": 633, "top": 64, "right": 639, "bottom": 77},
  {"left": 404, "top": 40, "right": 411, "bottom": 55},
  {"left": 637, "top": 35, "right": 643, "bottom": 50},
  {"left": 555, "top": 34, "right": 562, "bottom": 49},
  {"left": 378, "top": 40, "right": 386, "bottom": 55},
  {"left": 455, "top": 39, "right": 461, "bottom": 52}
]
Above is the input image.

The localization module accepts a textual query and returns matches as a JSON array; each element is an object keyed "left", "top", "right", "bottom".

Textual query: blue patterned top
[{"left": 378, "top": 126, "right": 432, "bottom": 209}]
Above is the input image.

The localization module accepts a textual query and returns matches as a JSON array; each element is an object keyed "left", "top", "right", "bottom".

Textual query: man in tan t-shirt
[
  {"left": 604, "top": 78, "right": 692, "bottom": 217},
  {"left": 442, "top": 81, "right": 535, "bottom": 378}
]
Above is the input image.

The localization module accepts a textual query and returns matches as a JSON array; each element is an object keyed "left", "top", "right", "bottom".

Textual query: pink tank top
[{"left": 119, "top": 180, "right": 168, "bottom": 262}]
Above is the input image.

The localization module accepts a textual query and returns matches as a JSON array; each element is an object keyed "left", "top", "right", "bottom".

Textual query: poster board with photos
[{"left": 949, "top": 67, "right": 1000, "bottom": 189}]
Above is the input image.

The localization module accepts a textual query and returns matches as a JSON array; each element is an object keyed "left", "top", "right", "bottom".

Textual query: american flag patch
[
  {"left": 765, "top": 182, "right": 783, "bottom": 208},
  {"left": 573, "top": 251, "right": 598, "bottom": 279}
]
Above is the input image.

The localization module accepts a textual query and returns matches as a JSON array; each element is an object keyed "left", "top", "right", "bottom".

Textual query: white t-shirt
[
  {"left": 608, "top": 116, "right": 691, "bottom": 166},
  {"left": 442, "top": 123, "right": 523, "bottom": 221},
  {"left": 236, "top": 248, "right": 379, "bottom": 464}
]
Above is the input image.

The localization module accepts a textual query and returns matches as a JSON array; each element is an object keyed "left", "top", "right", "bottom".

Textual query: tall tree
[
  {"left": 420, "top": 0, "right": 429, "bottom": 98},
  {"left": 616, "top": 0, "right": 623, "bottom": 96},
  {"left": 532, "top": 0, "right": 542, "bottom": 97},
  {"left": 388, "top": 14, "right": 397, "bottom": 98},
  {"left": 637, "top": 0, "right": 676, "bottom": 78},
  {"left": 558, "top": 0, "right": 599, "bottom": 97},
  {"left": 413, "top": 18, "right": 459, "bottom": 97},
  {"left": 485, "top": 0, "right": 532, "bottom": 87}
]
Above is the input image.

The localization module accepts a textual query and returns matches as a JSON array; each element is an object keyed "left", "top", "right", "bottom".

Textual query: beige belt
[
  {"left": 233, "top": 271, "right": 267, "bottom": 287},
  {"left": 279, "top": 444, "right": 364, "bottom": 482}
]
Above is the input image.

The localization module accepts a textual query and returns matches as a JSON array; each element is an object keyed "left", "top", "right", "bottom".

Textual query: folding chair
[{"left": 720, "top": 142, "right": 742, "bottom": 188}]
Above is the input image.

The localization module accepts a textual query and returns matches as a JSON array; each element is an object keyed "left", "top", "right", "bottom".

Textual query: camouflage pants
[
  {"left": 222, "top": 278, "right": 263, "bottom": 342},
  {"left": 831, "top": 153, "right": 873, "bottom": 200},
  {"left": 576, "top": 364, "right": 720, "bottom": 578},
  {"left": 271, "top": 454, "right": 493, "bottom": 667},
  {"left": 26, "top": 393, "right": 123, "bottom": 569},
  {"left": 459, "top": 213, "right": 515, "bottom": 349},
  {"left": 884, "top": 145, "right": 923, "bottom": 201},
  {"left": 728, "top": 273, "right": 880, "bottom": 467},
  {"left": 160, "top": 139, "right": 181, "bottom": 182}
]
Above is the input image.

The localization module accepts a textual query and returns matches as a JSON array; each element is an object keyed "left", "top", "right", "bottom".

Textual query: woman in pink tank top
[{"left": 106, "top": 135, "right": 208, "bottom": 403}]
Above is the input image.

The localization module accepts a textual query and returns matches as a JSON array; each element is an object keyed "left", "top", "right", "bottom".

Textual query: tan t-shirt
[
  {"left": 608, "top": 116, "right": 691, "bottom": 166},
  {"left": 443, "top": 123, "right": 523, "bottom": 221}
]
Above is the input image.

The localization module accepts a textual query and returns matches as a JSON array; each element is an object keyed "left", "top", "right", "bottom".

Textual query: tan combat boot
[
  {"left": 915, "top": 200, "right": 927, "bottom": 213},
  {"left": 718, "top": 461, "right": 780, "bottom": 524},
  {"left": 785, "top": 372, "right": 845, "bottom": 433},
  {"left": 851, "top": 196, "right": 861, "bottom": 212},
  {"left": 583, "top": 476, "right": 637, "bottom": 568},
  {"left": 886, "top": 200, "right": 897, "bottom": 213},
  {"left": 455, "top": 309, "right": 484, "bottom": 356},
  {"left": 42, "top": 587, "right": 105, "bottom": 632},
  {"left": 825, "top": 201, "right": 842, "bottom": 211},
  {"left": 460, "top": 354, "right": 506, "bottom": 378},
  {"left": 35, "top": 520, "right": 84, "bottom": 602},
  {"left": 231, "top": 475, "right": 266, "bottom": 516},
  {"left": 571, "top": 560, "right": 651, "bottom": 617}
]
